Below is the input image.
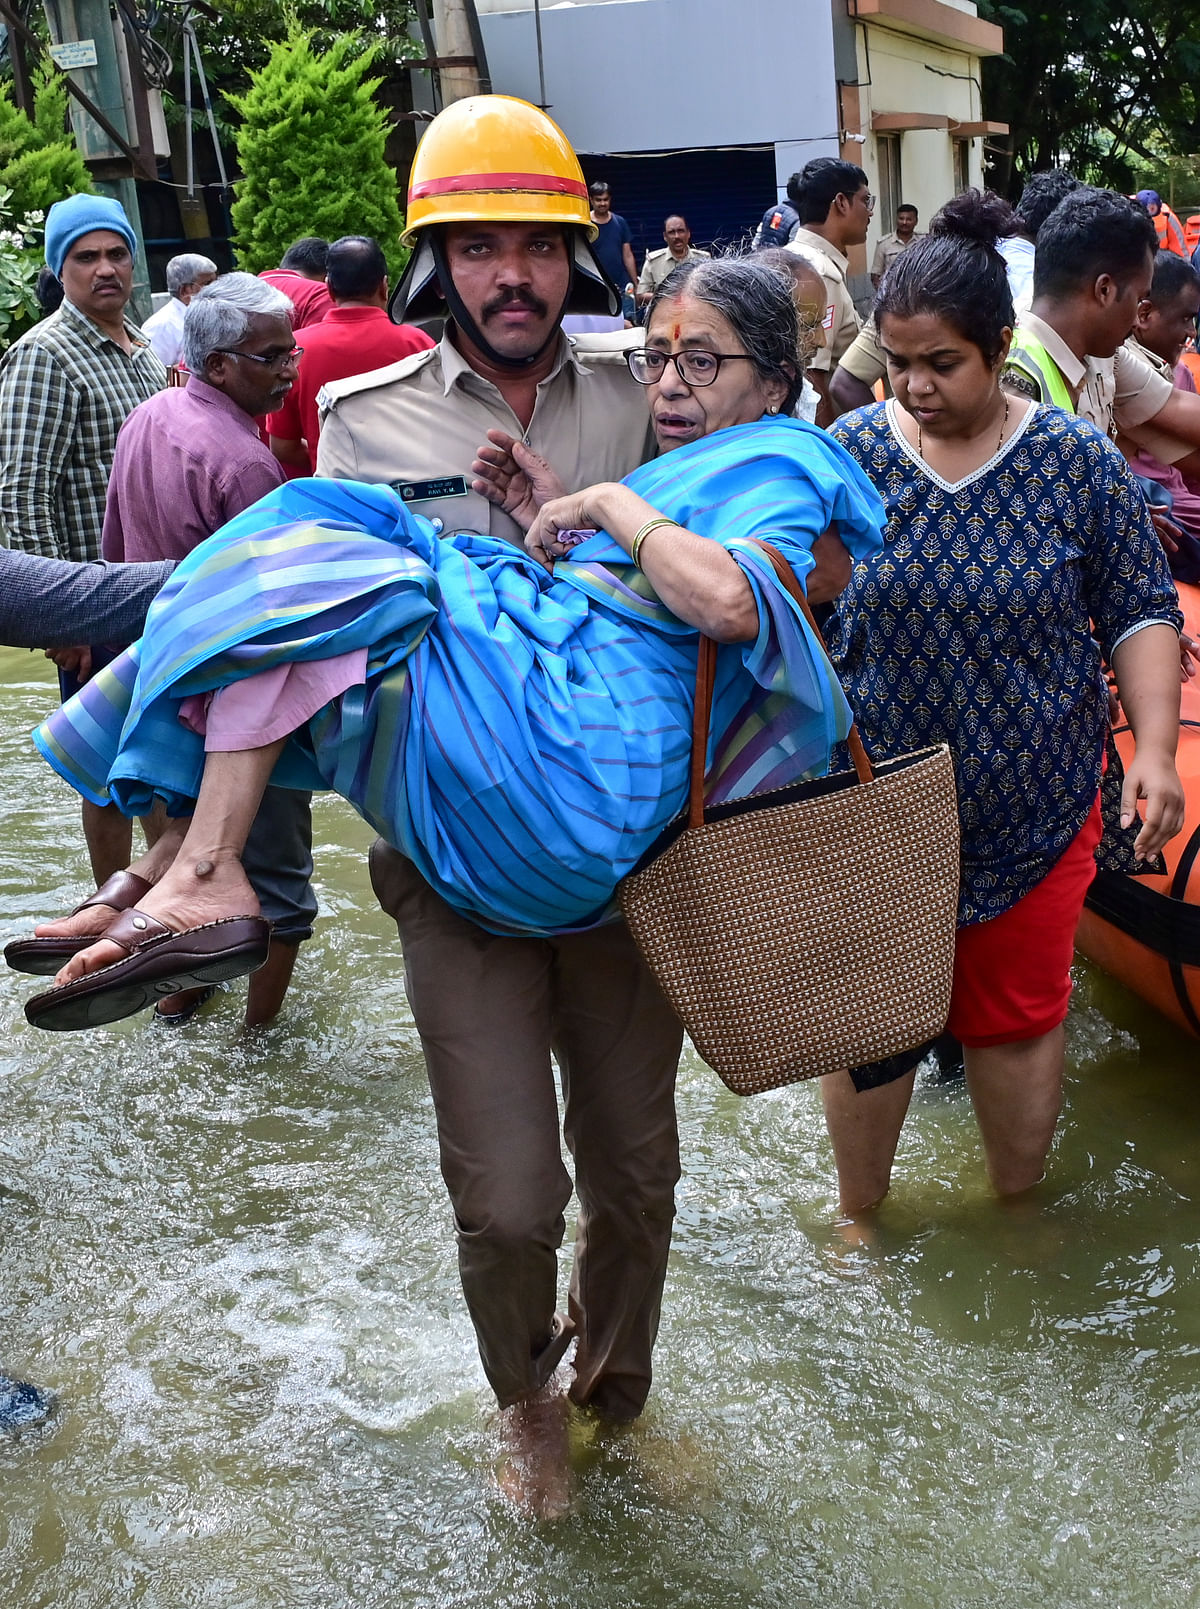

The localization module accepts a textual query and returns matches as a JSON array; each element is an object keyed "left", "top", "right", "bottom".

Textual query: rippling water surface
[{"left": 1, "top": 646, "right": 1199, "bottom": 1608}]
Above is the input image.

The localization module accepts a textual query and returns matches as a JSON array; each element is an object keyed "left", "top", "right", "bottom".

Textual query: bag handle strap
[{"left": 688, "top": 536, "right": 873, "bottom": 830}]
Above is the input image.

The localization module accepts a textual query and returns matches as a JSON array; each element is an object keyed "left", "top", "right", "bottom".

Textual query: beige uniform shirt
[
  {"left": 1006, "top": 313, "right": 1175, "bottom": 447},
  {"left": 317, "top": 329, "right": 656, "bottom": 548},
  {"left": 1115, "top": 337, "right": 1198, "bottom": 468},
  {"left": 836, "top": 315, "right": 887, "bottom": 389},
  {"left": 636, "top": 245, "right": 710, "bottom": 297},
  {"left": 785, "top": 228, "right": 861, "bottom": 372},
  {"left": 870, "top": 231, "right": 921, "bottom": 279}
]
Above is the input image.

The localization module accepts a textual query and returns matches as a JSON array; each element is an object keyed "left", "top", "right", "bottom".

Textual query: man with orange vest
[{"left": 1136, "top": 189, "right": 1188, "bottom": 257}]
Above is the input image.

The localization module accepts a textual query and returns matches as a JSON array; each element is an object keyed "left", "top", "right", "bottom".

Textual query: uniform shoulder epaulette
[
  {"left": 567, "top": 329, "right": 642, "bottom": 365},
  {"left": 999, "top": 366, "right": 1040, "bottom": 402},
  {"left": 319, "top": 344, "right": 440, "bottom": 410}
]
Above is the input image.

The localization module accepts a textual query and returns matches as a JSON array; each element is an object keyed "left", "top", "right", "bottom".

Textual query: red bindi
[{"left": 672, "top": 323, "right": 681, "bottom": 341}]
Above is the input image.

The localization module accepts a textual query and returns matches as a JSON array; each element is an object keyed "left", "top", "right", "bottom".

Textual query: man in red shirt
[
  {"left": 259, "top": 236, "right": 334, "bottom": 331},
  {"left": 268, "top": 236, "right": 433, "bottom": 473}
]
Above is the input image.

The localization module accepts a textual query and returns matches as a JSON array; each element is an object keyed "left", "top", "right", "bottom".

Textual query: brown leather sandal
[
  {"left": 4, "top": 870, "right": 155, "bottom": 976},
  {"left": 24, "top": 911, "right": 271, "bottom": 1032}
]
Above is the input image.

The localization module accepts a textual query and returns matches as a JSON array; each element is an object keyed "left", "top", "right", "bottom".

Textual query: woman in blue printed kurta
[{"left": 820, "top": 191, "right": 1184, "bottom": 1211}]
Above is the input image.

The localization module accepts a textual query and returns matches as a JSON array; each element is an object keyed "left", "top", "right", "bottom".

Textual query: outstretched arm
[{"left": 0, "top": 550, "right": 174, "bottom": 648}]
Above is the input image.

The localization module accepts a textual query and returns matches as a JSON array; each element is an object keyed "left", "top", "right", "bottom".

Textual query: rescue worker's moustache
[{"left": 481, "top": 288, "right": 549, "bottom": 321}]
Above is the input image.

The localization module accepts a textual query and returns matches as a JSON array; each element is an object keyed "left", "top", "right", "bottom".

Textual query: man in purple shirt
[{"left": 101, "top": 272, "right": 315, "bottom": 1026}]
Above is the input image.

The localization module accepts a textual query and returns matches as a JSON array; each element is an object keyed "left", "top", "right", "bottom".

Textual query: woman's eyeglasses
[{"left": 626, "top": 349, "right": 754, "bottom": 387}]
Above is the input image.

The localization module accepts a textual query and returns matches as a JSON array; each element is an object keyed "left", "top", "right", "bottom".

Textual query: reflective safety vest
[
  {"left": 1154, "top": 205, "right": 1188, "bottom": 258},
  {"left": 1003, "top": 330, "right": 1074, "bottom": 412}
]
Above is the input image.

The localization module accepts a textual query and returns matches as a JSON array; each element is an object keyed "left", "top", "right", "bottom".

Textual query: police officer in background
[
  {"left": 751, "top": 171, "right": 802, "bottom": 249},
  {"left": 636, "top": 214, "right": 710, "bottom": 311}
]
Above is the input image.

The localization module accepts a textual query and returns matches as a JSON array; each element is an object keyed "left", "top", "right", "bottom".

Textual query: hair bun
[{"left": 928, "top": 188, "right": 1015, "bottom": 248}]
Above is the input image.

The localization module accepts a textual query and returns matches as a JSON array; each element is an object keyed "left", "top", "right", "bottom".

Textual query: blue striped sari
[{"left": 34, "top": 416, "right": 884, "bottom": 935}]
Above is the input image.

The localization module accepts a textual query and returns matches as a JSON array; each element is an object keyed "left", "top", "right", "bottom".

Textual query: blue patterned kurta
[
  {"left": 827, "top": 401, "right": 1182, "bottom": 925},
  {"left": 34, "top": 415, "right": 885, "bottom": 937}
]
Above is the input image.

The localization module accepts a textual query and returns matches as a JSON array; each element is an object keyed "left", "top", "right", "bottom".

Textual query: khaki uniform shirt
[
  {"left": 636, "top": 245, "right": 710, "bottom": 297},
  {"left": 784, "top": 229, "right": 860, "bottom": 372},
  {"left": 1004, "top": 313, "right": 1174, "bottom": 446},
  {"left": 1115, "top": 336, "right": 1197, "bottom": 468},
  {"left": 836, "top": 315, "right": 887, "bottom": 389},
  {"left": 870, "top": 231, "right": 921, "bottom": 279},
  {"left": 316, "top": 329, "right": 656, "bottom": 548}
]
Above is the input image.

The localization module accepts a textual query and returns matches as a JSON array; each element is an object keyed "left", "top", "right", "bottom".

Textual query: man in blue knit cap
[{"left": 0, "top": 192, "right": 166, "bottom": 885}]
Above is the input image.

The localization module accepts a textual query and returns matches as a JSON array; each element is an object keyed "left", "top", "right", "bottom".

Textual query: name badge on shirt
[{"left": 391, "top": 475, "right": 469, "bottom": 503}]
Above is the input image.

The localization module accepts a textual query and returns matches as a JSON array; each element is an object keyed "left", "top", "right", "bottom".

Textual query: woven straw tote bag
[{"left": 620, "top": 540, "right": 961, "bottom": 1095}]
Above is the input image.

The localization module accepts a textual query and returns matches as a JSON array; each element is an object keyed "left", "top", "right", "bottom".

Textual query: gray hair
[
  {"left": 165, "top": 252, "right": 217, "bottom": 298},
  {"left": 183, "top": 271, "right": 293, "bottom": 373},
  {"left": 647, "top": 254, "right": 804, "bottom": 413}
]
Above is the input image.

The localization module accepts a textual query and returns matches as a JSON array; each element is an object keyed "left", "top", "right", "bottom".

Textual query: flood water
[{"left": 1, "top": 644, "right": 1199, "bottom": 1608}]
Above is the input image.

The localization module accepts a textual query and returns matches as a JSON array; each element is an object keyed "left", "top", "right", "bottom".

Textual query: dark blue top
[
  {"left": 591, "top": 213, "right": 633, "bottom": 288},
  {"left": 828, "top": 401, "right": 1182, "bottom": 924}
]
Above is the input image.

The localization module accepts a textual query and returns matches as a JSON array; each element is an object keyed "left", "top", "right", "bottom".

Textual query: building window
[
  {"left": 952, "top": 138, "right": 970, "bottom": 195},
  {"left": 876, "top": 134, "right": 902, "bottom": 234}
]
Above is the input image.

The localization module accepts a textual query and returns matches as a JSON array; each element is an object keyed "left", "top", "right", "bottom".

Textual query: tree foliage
[
  {"left": 193, "top": 1, "right": 417, "bottom": 80},
  {"left": 228, "top": 26, "right": 406, "bottom": 276},
  {"left": 176, "top": 2, "right": 420, "bottom": 170},
  {"left": 0, "top": 63, "right": 92, "bottom": 217},
  {"left": 977, "top": 2, "right": 1200, "bottom": 196}
]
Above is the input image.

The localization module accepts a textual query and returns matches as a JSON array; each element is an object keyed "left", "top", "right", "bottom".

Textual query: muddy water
[{"left": 1, "top": 645, "right": 1198, "bottom": 1609}]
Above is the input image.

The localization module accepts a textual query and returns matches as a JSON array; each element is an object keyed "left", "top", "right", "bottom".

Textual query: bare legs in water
[{"left": 820, "top": 1025, "right": 1066, "bottom": 1211}]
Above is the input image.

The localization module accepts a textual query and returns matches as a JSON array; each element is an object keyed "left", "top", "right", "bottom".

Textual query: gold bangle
[{"left": 630, "top": 517, "right": 679, "bottom": 569}]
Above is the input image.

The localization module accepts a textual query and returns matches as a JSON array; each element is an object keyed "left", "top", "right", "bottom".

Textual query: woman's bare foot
[
  {"left": 51, "top": 851, "right": 260, "bottom": 987},
  {"left": 495, "top": 1382, "right": 572, "bottom": 1521},
  {"left": 33, "top": 821, "right": 190, "bottom": 943}
]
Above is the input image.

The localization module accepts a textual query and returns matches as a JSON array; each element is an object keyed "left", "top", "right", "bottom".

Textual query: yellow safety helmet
[
  {"left": 401, "top": 94, "right": 596, "bottom": 245},
  {"left": 390, "top": 94, "right": 620, "bottom": 330}
]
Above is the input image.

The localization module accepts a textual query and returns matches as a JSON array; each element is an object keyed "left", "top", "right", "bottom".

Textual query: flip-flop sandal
[
  {"left": 24, "top": 910, "right": 271, "bottom": 1033},
  {"left": 4, "top": 870, "right": 154, "bottom": 976}
]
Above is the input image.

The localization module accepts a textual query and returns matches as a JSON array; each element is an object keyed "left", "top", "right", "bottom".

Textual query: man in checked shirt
[{"left": 0, "top": 193, "right": 166, "bottom": 885}]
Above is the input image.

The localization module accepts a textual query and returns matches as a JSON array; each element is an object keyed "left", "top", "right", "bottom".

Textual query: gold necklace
[{"left": 917, "top": 393, "right": 1010, "bottom": 462}]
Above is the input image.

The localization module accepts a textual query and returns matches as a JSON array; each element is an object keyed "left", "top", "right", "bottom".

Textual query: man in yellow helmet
[
  {"left": 316, "top": 95, "right": 653, "bottom": 545},
  {"left": 316, "top": 96, "right": 677, "bottom": 1518}
]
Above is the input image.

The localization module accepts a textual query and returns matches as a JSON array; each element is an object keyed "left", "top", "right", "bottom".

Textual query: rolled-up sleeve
[
  {"left": 1112, "top": 344, "right": 1174, "bottom": 429},
  {"left": 0, "top": 345, "right": 78, "bottom": 557}
]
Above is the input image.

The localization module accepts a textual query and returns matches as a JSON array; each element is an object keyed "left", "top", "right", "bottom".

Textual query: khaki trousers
[{"left": 369, "top": 841, "right": 683, "bottom": 1418}]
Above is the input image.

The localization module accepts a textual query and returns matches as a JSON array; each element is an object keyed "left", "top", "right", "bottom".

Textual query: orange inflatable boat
[{"left": 1076, "top": 581, "right": 1200, "bottom": 1036}]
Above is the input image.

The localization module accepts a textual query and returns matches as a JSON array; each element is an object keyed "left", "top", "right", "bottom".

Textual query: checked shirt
[{"left": 0, "top": 299, "right": 166, "bottom": 561}]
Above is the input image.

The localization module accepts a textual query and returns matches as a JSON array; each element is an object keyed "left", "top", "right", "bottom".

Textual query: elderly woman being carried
[{"left": 21, "top": 256, "right": 886, "bottom": 1028}]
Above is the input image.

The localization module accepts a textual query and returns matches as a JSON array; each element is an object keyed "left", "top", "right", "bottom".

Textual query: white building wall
[
  {"left": 852, "top": 26, "right": 990, "bottom": 268},
  {"left": 477, "top": 0, "right": 839, "bottom": 183}
]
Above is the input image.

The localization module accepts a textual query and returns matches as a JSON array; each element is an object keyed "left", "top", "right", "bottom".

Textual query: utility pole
[{"left": 430, "top": 0, "right": 483, "bottom": 106}]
